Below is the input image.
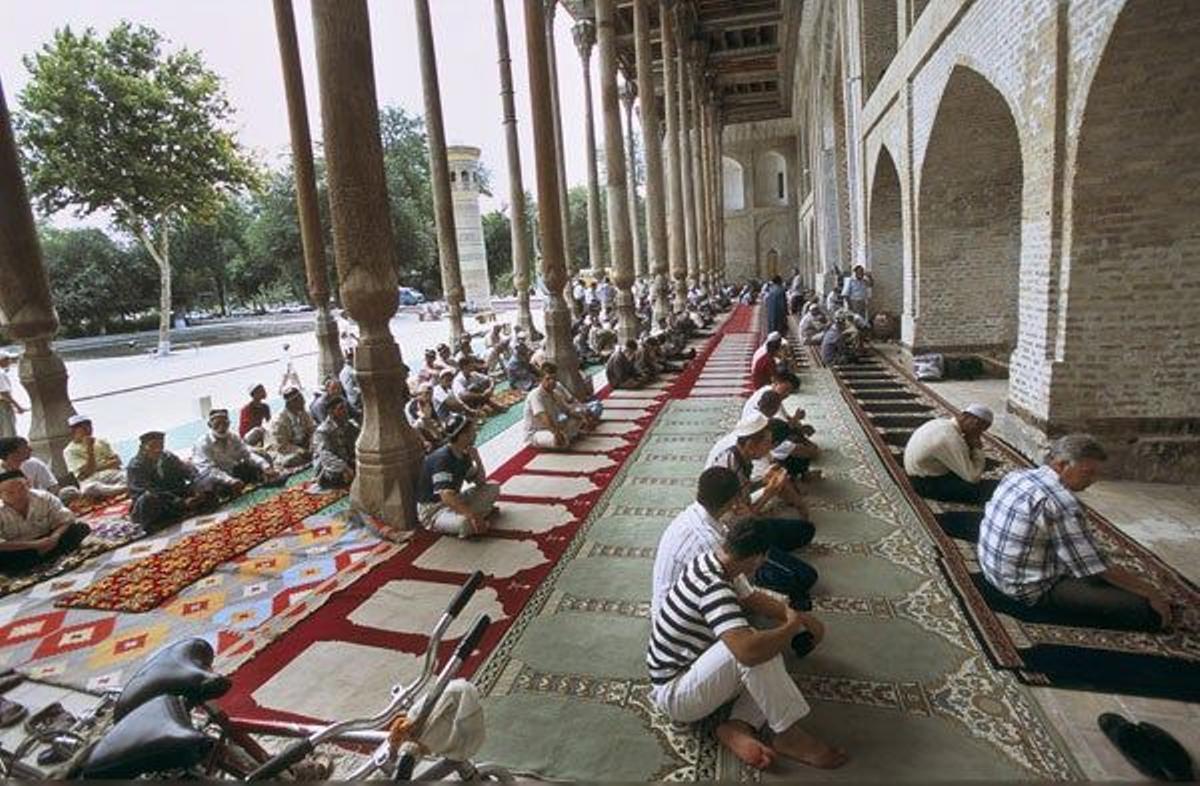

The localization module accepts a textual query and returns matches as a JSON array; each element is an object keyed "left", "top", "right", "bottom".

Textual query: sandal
[
  {"left": 0, "top": 668, "right": 24, "bottom": 694},
  {"left": 0, "top": 696, "right": 27, "bottom": 728},
  {"left": 1139, "top": 722, "right": 1195, "bottom": 782},
  {"left": 1098, "top": 712, "right": 1166, "bottom": 780},
  {"left": 24, "top": 701, "right": 75, "bottom": 735}
]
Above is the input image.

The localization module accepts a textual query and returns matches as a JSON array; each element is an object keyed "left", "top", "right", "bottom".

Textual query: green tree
[
  {"left": 379, "top": 106, "right": 439, "bottom": 296},
  {"left": 39, "top": 227, "right": 158, "bottom": 336},
  {"left": 16, "top": 22, "right": 259, "bottom": 354},
  {"left": 173, "top": 200, "right": 253, "bottom": 316}
]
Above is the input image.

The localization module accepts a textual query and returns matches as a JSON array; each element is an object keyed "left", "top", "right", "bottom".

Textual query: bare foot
[
  {"left": 715, "top": 721, "right": 776, "bottom": 770},
  {"left": 772, "top": 725, "right": 849, "bottom": 769}
]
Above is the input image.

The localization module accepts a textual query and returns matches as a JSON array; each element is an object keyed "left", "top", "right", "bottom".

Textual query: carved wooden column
[
  {"left": 525, "top": 0, "right": 587, "bottom": 397},
  {"left": 273, "top": 0, "right": 343, "bottom": 384},
  {"left": 414, "top": 0, "right": 465, "bottom": 344},
  {"left": 545, "top": 0, "right": 579, "bottom": 318},
  {"left": 660, "top": 1, "right": 688, "bottom": 310},
  {"left": 573, "top": 19, "right": 606, "bottom": 279},
  {"left": 0, "top": 80, "right": 76, "bottom": 477},
  {"left": 675, "top": 14, "right": 698, "bottom": 291},
  {"left": 621, "top": 80, "right": 644, "bottom": 284},
  {"left": 311, "top": 0, "right": 423, "bottom": 529},
  {"left": 596, "top": 0, "right": 638, "bottom": 344},
  {"left": 634, "top": 0, "right": 670, "bottom": 323},
  {"left": 491, "top": 0, "right": 536, "bottom": 337}
]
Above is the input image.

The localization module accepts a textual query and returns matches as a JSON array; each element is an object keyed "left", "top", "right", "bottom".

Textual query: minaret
[{"left": 447, "top": 145, "right": 493, "bottom": 309}]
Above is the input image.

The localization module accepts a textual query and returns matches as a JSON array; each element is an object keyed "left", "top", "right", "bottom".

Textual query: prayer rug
[
  {"left": 56, "top": 484, "right": 347, "bottom": 613},
  {"left": 456, "top": 322, "right": 1077, "bottom": 780},
  {"left": 830, "top": 352, "right": 1200, "bottom": 701},
  {"left": 215, "top": 306, "right": 745, "bottom": 729}
]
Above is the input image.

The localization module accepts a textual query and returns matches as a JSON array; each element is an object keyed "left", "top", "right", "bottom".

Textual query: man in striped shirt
[
  {"left": 648, "top": 519, "right": 848, "bottom": 771},
  {"left": 978, "top": 434, "right": 1170, "bottom": 631}
]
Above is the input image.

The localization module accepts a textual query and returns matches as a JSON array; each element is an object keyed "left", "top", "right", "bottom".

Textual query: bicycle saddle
[
  {"left": 77, "top": 694, "right": 213, "bottom": 779},
  {"left": 113, "top": 637, "right": 231, "bottom": 721}
]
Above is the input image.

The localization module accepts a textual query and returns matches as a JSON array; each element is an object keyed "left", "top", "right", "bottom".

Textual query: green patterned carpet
[{"left": 470, "top": 372, "right": 1083, "bottom": 781}]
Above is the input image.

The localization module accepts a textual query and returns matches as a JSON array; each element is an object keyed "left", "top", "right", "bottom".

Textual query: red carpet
[
  {"left": 56, "top": 485, "right": 346, "bottom": 613},
  {"left": 216, "top": 307, "right": 748, "bottom": 725}
]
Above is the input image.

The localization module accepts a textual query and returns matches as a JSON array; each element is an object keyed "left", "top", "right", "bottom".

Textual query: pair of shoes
[
  {"left": 1098, "top": 712, "right": 1195, "bottom": 781},
  {"left": 0, "top": 696, "right": 27, "bottom": 728}
]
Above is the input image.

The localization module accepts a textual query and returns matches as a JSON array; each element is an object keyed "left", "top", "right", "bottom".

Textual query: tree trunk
[{"left": 156, "top": 229, "right": 171, "bottom": 356}]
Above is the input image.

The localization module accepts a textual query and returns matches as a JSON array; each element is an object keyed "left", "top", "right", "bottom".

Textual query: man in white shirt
[
  {"left": 903, "top": 403, "right": 997, "bottom": 504},
  {"left": 523, "top": 363, "right": 581, "bottom": 449},
  {"left": 0, "top": 350, "right": 25, "bottom": 440},
  {"left": 840, "top": 265, "right": 872, "bottom": 319},
  {"left": 0, "top": 437, "right": 78, "bottom": 502},
  {"left": 0, "top": 471, "right": 91, "bottom": 574},
  {"left": 653, "top": 466, "right": 819, "bottom": 619}
]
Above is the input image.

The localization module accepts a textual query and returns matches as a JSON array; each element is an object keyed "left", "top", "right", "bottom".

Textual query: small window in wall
[
  {"left": 757, "top": 150, "right": 788, "bottom": 206},
  {"left": 451, "top": 171, "right": 457, "bottom": 183},
  {"left": 723, "top": 156, "right": 746, "bottom": 212}
]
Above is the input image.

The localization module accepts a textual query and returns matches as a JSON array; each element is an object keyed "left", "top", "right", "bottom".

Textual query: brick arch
[
  {"left": 915, "top": 65, "right": 1022, "bottom": 354},
  {"left": 1060, "top": 0, "right": 1200, "bottom": 421},
  {"left": 860, "top": 0, "right": 897, "bottom": 99},
  {"left": 868, "top": 145, "right": 902, "bottom": 318}
]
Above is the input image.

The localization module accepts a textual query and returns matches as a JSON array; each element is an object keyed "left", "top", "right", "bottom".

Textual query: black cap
[{"left": 139, "top": 431, "right": 166, "bottom": 444}]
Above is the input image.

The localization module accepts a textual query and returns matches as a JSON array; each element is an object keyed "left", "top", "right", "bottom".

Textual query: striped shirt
[
  {"left": 647, "top": 552, "right": 748, "bottom": 686},
  {"left": 978, "top": 465, "right": 1106, "bottom": 604}
]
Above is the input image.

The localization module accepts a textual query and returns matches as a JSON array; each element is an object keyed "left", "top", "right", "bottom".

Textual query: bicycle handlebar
[
  {"left": 453, "top": 613, "right": 490, "bottom": 662},
  {"left": 446, "top": 571, "right": 484, "bottom": 618}
]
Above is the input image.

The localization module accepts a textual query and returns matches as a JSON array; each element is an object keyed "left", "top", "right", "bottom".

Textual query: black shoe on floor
[
  {"left": 1098, "top": 712, "right": 1166, "bottom": 780},
  {"left": 1139, "top": 722, "right": 1195, "bottom": 782}
]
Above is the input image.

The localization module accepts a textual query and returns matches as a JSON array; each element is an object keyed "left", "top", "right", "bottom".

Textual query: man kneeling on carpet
[
  {"left": 417, "top": 414, "right": 500, "bottom": 538},
  {"left": 649, "top": 517, "right": 848, "bottom": 771},
  {"left": 0, "top": 470, "right": 91, "bottom": 574},
  {"left": 904, "top": 403, "right": 998, "bottom": 504},
  {"left": 313, "top": 396, "right": 359, "bottom": 489},
  {"left": 127, "top": 431, "right": 219, "bottom": 530},
  {"left": 978, "top": 434, "right": 1172, "bottom": 632},
  {"left": 194, "top": 409, "right": 279, "bottom": 495},
  {"left": 654, "top": 466, "right": 819, "bottom": 624},
  {"left": 708, "top": 413, "right": 816, "bottom": 528}
]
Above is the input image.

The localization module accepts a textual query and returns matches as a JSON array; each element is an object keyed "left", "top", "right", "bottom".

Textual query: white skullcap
[
  {"left": 67, "top": 413, "right": 92, "bottom": 427},
  {"left": 731, "top": 412, "right": 770, "bottom": 439},
  {"left": 766, "top": 331, "right": 782, "bottom": 343},
  {"left": 963, "top": 403, "right": 994, "bottom": 425}
]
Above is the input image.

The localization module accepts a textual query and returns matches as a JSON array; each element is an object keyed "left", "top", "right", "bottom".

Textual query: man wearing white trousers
[
  {"left": 416, "top": 414, "right": 500, "bottom": 539},
  {"left": 648, "top": 518, "right": 849, "bottom": 771}
]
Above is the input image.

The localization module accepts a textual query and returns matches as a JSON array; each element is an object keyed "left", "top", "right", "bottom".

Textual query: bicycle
[{"left": 0, "top": 570, "right": 513, "bottom": 780}]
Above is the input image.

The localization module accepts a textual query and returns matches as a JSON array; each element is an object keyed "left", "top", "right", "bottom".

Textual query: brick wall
[
  {"left": 867, "top": 146, "right": 904, "bottom": 316},
  {"left": 861, "top": 0, "right": 899, "bottom": 100}
]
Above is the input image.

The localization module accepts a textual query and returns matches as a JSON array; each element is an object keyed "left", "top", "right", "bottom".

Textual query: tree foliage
[
  {"left": 39, "top": 227, "right": 158, "bottom": 336},
  {"left": 15, "top": 22, "right": 259, "bottom": 353}
]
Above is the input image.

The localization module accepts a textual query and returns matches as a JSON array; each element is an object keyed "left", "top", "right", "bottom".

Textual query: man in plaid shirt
[{"left": 977, "top": 434, "right": 1170, "bottom": 632}]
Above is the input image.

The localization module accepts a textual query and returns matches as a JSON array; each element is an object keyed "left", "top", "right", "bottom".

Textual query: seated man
[
  {"left": 433, "top": 368, "right": 481, "bottom": 421},
  {"left": 750, "top": 334, "right": 785, "bottom": 390},
  {"left": 0, "top": 470, "right": 91, "bottom": 574},
  {"left": 904, "top": 403, "right": 997, "bottom": 504},
  {"left": 435, "top": 342, "right": 459, "bottom": 372},
  {"left": 978, "top": 434, "right": 1170, "bottom": 631},
  {"left": 0, "top": 436, "right": 77, "bottom": 502},
  {"left": 62, "top": 414, "right": 127, "bottom": 499},
  {"left": 707, "top": 414, "right": 815, "bottom": 545},
  {"left": 126, "top": 431, "right": 216, "bottom": 530},
  {"left": 798, "top": 304, "right": 828, "bottom": 346},
  {"left": 588, "top": 319, "right": 618, "bottom": 359},
  {"left": 452, "top": 356, "right": 505, "bottom": 416},
  {"left": 606, "top": 340, "right": 648, "bottom": 390},
  {"left": 269, "top": 386, "right": 317, "bottom": 469},
  {"left": 653, "top": 466, "right": 818, "bottom": 620},
  {"left": 483, "top": 324, "right": 512, "bottom": 376},
  {"left": 819, "top": 316, "right": 856, "bottom": 366},
  {"left": 309, "top": 378, "right": 351, "bottom": 425},
  {"left": 193, "top": 409, "right": 277, "bottom": 495},
  {"left": 505, "top": 340, "right": 539, "bottom": 393},
  {"left": 750, "top": 391, "right": 820, "bottom": 483},
  {"left": 239, "top": 383, "right": 272, "bottom": 447},
  {"left": 406, "top": 382, "right": 447, "bottom": 452},
  {"left": 339, "top": 348, "right": 362, "bottom": 411},
  {"left": 312, "top": 396, "right": 359, "bottom": 489},
  {"left": 416, "top": 348, "right": 443, "bottom": 385},
  {"left": 552, "top": 373, "right": 602, "bottom": 432},
  {"left": 416, "top": 414, "right": 499, "bottom": 538},
  {"left": 523, "top": 363, "right": 582, "bottom": 450},
  {"left": 633, "top": 336, "right": 662, "bottom": 383},
  {"left": 649, "top": 517, "right": 847, "bottom": 771}
]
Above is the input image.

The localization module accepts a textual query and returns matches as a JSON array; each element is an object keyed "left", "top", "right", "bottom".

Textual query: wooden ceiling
[{"left": 562, "top": 0, "right": 799, "bottom": 126}]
